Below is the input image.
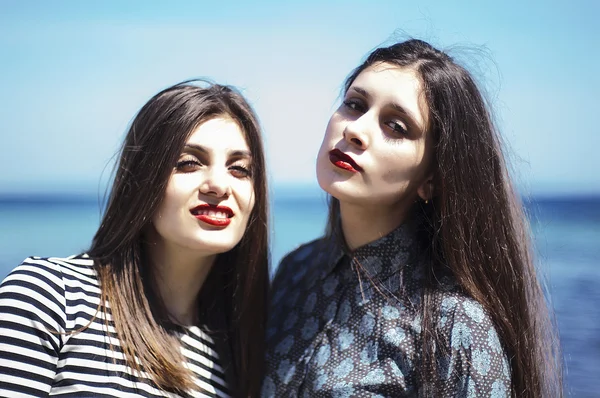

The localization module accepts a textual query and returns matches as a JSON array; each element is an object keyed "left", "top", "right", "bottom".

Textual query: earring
[{"left": 425, "top": 199, "right": 429, "bottom": 204}]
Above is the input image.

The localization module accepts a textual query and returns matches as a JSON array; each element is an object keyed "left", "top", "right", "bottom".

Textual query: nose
[
  {"left": 199, "top": 167, "right": 231, "bottom": 198},
  {"left": 343, "top": 114, "right": 370, "bottom": 150}
]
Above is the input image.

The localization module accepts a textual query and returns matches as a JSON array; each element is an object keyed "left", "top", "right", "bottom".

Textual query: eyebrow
[
  {"left": 184, "top": 143, "right": 252, "bottom": 158},
  {"left": 349, "top": 86, "right": 421, "bottom": 128}
]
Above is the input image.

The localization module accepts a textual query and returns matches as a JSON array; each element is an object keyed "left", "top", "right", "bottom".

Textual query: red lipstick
[
  {"left": 190, "top": 204, "right": 234, "bottom": 227},
  {"left": 329, "top": 149, "right": 363, "bottom": 173}
]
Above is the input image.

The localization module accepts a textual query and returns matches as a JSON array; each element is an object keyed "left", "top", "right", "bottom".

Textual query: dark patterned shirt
[{"left": 263, "top": 223, "right": 511, "bottom": 397}]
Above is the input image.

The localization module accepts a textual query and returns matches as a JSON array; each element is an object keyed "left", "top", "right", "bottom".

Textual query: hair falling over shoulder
[
  {"left": 88, "top": 81, "right": 269, "bottom": 397},
  {"left": 329, "top": 39, "right": 563, "bottom": 397}
]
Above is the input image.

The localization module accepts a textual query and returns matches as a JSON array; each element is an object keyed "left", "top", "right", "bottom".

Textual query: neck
[
  {"left": 339, "top": 200, "right": 413, "bottom": 250},
  {"left": 146, "top": 238, "right": 216, "bottom": 326}
]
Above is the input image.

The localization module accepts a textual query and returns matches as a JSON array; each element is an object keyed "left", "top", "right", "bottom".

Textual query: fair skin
[
  {"left": 316, "top": 62, "right": 434, "bottom": 250},
  {"left": 147, "top": 116, "right": 256, "bottom": 325}
]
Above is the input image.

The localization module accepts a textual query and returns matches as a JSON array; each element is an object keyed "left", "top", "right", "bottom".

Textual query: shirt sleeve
[
  {"left": 436, "top": 295, "right": 511, "bottom": 397},
  {"left": 0, "top": 257, "right": 66, "bottom": 397}
]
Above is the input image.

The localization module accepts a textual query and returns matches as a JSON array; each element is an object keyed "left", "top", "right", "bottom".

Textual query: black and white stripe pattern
[{"left": 0, "top": 255, "right": 232, "bottom": 397}]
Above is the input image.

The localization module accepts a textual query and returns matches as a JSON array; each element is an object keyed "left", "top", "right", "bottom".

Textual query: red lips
[
  {"left": 190, "top": 204, "right": 233, "bottom": 227},
  {"left": 329, "top": 149, "right": 363, "bottom": 173}
]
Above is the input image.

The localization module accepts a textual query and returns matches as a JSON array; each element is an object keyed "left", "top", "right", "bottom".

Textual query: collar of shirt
[{"left": 318, "top": 221, "right": 416, "bottom": 282}]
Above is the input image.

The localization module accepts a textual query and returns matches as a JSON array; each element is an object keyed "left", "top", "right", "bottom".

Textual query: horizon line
[{"left": 0, "top": 189, "right": 598, "bottom": 205}]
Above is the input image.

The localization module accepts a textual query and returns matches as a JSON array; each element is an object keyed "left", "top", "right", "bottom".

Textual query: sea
[{"left": 0, "top": 189, "right": 598, "bottom": 396}]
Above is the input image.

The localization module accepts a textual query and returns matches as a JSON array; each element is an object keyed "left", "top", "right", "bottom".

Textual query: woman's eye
[
  {"left": 230, "top": 165, "right": 252, "bottom": 178},
  {"left": 176, "top": 158, "right": 201, "bottom": 172},
  {"left": 385, "top": 121, "right": 408, "bottom": 136},
  {"left": 343, "top": 99, "right": 365, "bottom": 112}
]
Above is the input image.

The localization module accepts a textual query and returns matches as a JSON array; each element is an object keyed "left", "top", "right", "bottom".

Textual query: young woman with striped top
[{"left": 0, "top": 81, "right": 269, "bottom": 397}]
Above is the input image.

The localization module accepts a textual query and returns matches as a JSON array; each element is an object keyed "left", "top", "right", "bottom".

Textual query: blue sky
[{"left": 1, "top": 0, "right": 598, "bottom": 196}]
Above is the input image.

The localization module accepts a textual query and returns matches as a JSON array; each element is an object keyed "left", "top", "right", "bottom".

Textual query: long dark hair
[
  {"left": 88, "top": 81, "right": 269, "bottom": 397},
  {"left": 327, "top": 39, "right": 562, "bottom": 397}
]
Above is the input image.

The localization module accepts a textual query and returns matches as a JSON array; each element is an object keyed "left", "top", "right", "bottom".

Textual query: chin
[
  {"left": 316, "top": 166, "right": 335, "bottom": 197},
  {"left": 316, "top": 156, "right": 343, "bottom": 190},
  {"left": 188, "top": 236, "right": 240, "bottom": 255},
  {"left": 318, "top": 178, "right": 349, "bottom": 201}
]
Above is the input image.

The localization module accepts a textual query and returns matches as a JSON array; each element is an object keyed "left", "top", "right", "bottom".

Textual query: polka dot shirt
[{"left": 263, "top": 223, "right": 511, "bottom": 397}]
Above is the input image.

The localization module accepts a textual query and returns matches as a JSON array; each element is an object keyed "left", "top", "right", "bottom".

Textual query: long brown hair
[
  {"left": 88, "top": 81, "right": 269, "bottom": 397},
  {"left": 327, "top": 40, "right": 562, "bottom": 397}
]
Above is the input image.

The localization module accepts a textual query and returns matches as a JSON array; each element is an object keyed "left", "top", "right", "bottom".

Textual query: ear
[{"left": 417, "top": 173, "right": 435, "bottom": 202}]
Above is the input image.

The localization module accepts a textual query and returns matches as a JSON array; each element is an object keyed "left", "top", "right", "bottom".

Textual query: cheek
[
  {"left": 237, "top": 182, "right": 256, "bottom": 216},
  {"left": 322, "top": 114, "right": 344, "bottom": 143},
  {"left": 161, "top": 187, "right": 183, "bottom": 211},
  {"left": 380, "top": 146, "right": 428, "bottom": 185},
  {"left": 156, "top": 178, "right": 193, "bottom": 216},
  {"left": 246, "top": 190, "right": 256, "bottom": 215},
  {"left": 381, "top": 166, "right": 419, "bottom": 186},
  {"left": 318, "top": 116, "right": 342, "bottom": 163}
]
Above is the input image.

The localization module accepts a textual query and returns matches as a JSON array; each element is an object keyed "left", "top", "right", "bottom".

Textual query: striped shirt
[{"left": 0, "top": 254, "right": 232, "bottom": 398}]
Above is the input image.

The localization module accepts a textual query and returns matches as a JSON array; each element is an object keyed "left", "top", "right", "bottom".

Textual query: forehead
[
  {"left": 186, "top": 117, "right": 249, "bottom": 151},
  {"left": 351, "top": 62, "right": 428, "bottom": 130}
]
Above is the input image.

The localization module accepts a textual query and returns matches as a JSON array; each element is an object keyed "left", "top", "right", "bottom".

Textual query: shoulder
[
  {"left": 0, "top": 254, "right": 99, "bottom": 313},
  {"left": 0, "top": 256, "right": 77, "bottom": 335},
  {"left": 437, "top": 292, "right": 506, "bottom": 357},
  {"left": 0, "top": 254, "right": 101, "bottom": 334},
  {"left": 43, "top": 254, "right": 99, "bottom": 288},
  {"left": 1, "top": 256, "right": 67, "bottom": 295},
  {"left": 434, "top": 292, "right": 511, "bottom": 394},
  {"left": 281, "top": 237, "right": 328, "bottom": 264},
  {"left": 1, "top": 254, "right": 97, "bottom": 289},
  {"left": 272, "top": 237, "right": 328, "bottom": 284},
  {"left": 439, "top": 293, "right": 492, "bottom": 327}
]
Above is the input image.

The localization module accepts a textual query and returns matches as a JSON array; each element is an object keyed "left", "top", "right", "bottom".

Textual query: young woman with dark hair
[
  {"left": 0, "top": 81, "right": 270, "bottom": 397},
  {"left": 263, "top": 39, "right": 562, "bottom": 397}
]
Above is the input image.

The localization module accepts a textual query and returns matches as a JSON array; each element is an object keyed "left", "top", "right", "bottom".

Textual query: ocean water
[{"left": 0, "top": 191, "right": 598, "bottom": 396}]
